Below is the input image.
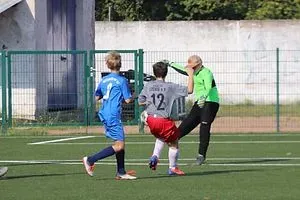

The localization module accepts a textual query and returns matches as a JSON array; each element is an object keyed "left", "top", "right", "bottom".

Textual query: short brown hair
[
  {"left": 153, "top": 62, "right": 168, "bottom": 78},
  {"left": 105, "top": 51, "right": 121, "bottom": 70}
]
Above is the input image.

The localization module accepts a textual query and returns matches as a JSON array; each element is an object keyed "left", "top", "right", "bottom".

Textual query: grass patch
[
  {"left": 0, "top": 135, "right": 300, "bottom": 200},
  {"left": 185, "top": 99, "right": 300, "bottom": 117},
  {"left": 219, "top": 104, "right": 300, "bottom": 117}
]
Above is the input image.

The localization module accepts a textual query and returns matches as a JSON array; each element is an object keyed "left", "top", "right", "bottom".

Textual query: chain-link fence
[
  {"left": 5, "top": 51, "right": 88, "bottom": 126},
  {"left": 1, "top": 49, "right": 299, "bottom": 133},
  {"left": 0, "top": 51, "right": 5, "bottom": 132},
  {"left": 143, "top": 50, "right": 300, "bottom": 133},
  {"left": 278, "top": 50, "right": 300, "bottom": 132}
]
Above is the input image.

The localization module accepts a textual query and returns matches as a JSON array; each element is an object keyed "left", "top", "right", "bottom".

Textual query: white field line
[
  {"left": 30, "top": 140, "right": 300, "bottom": 145},
  {"left": 1, "top": 157, "right": 300, "bottom": 163},
  {"left": 3, "top": 133, "right": 300, "bottom": 139},
  {"left": 1, "top": 160, "right": 300, "bottom": 167},
  {"left": 206, "top": 163, "right": 300, "bottom": 166},
  {"left": 28, "top": 136, "right": 96, "bottom": 145}
]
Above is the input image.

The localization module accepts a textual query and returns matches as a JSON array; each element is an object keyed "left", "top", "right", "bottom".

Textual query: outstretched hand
[
  {"left": 185, "top": 65, "right": 194, "bottom": 76},
  {"left": 160, "top": 60, "right": 171, "bottom": 66}
]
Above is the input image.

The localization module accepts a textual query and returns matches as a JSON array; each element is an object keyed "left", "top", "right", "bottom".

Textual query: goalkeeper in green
[{"left": 161, "top": 55, "right": 219, "bottom": 165}]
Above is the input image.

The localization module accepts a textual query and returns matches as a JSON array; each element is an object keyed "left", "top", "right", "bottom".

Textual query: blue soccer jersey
[{"left": 94, "top": 73, "right": 131, "bottom": 141}]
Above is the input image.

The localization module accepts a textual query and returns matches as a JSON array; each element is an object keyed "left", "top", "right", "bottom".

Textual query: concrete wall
[
  {"left": 0, "top": 0, "right": 36, "bottom": 119},
  {"left": 95, "top": 20, "right": 300, "bottom": 51},
  {"left": 0, "top": 0, "right": 35, "bottom": 50},
  {"left": 75, "top": 0, "right": 95, "bottom": 107},
  {"left": 95, "top": 21, "right": 300, "bottom": 104},
  {"left": 0, "top": 0, "right": 95, "bottom": 119}
]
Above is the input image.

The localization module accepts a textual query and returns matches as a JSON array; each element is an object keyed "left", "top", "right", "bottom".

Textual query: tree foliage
[{"left": 95, "top": 0, "right": 300, "bottom": 21}]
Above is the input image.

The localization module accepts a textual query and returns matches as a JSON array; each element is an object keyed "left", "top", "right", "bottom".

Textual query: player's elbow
[
  {"left": 139, "top": 102, "right": 146, "bottom": 106},
  {"left": 95, "top": 96, "right": 101, "bottom": 101},
  {"left": 125, "top": 99, "right": 132, "bottom": 104},
  {"left": 188, "top": 88, "right": 193, "bottom": 94}
]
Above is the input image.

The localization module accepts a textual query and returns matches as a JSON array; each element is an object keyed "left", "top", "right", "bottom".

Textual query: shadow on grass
[
  {"left": 0, "top": 172, "right": 84, "bottom": 181},
  {"left": 5, "top": 163, "right": 55, "bottom": 167},
  {"left": 223, "top": 158, "right": 291, "bottom": 164},
  {"left": 184, "top": 168, "right": 262, "bottom": 177},
  {"left": 95, "top": 168, "right": 262, "bottom": 181}
]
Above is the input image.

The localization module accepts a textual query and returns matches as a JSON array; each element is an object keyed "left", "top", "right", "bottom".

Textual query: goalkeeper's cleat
[
  {"left": 115, "top": 171, "right": 137, "bottom": 180},
  {"left": 168, "top": 167, "right": 185, "bottom": 176},
  {"left": 0, "top": 167, "right": 8, "bottom": 177},
  {"left": 149, "top": 155, "right": 159, "bottom": 170},
  {"left": 82, "top": 156, "right": 95, "bottom": 177},
  {"left": 196, "top": 154, "right": 206, "bottom": 165}
]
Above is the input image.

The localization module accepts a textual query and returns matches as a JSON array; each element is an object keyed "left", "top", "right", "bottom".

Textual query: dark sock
[
  {"left": 115, "top": 149, "right": 126, "bottom": 174},
  {"left": 88, "top": 146, "right": 115, "bottom": 165},
  {"left": 199, "top": 123, "right": 211, "bottom": 158}
]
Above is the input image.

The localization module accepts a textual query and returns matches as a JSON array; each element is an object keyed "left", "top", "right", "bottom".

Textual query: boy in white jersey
[{"left": 138, "top": 61, "right": 193, "bottom": 175}]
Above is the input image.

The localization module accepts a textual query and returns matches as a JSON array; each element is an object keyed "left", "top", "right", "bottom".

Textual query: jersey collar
[{"left": 194, "top": 66, "right": 204, "bottom": 76}]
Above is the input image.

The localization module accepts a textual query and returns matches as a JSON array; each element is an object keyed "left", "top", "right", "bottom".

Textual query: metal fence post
[
  {"left": 7, "top": 52, "right": 12, "bottom": 128},
  {"left": 134, "top": 50, "right": 139, "bottom": 125},
  {"left": 1, "top": 51, "right": 7, "bottom": 134},
  {"left": 88, "top": 50, "right": 95, "bottom": 126},
  {"left": 276, "top": 48, "right": 280, "bottom": 133},
  {"left": 83, "top": 51, "right": 89, "bottom": 126},
  {"left": 138, "top": 49, "right": 144, "bottom": 134}
]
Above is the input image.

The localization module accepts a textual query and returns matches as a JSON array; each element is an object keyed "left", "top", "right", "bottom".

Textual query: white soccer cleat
[
  {"left": 116, "top": 173, "right": 137, "bottom": 180},
  {"left": 140, "top": 110, "right": 148, "bottom": 125},
  {"left": 116, "top": 170, "right": 137, "bottom": 180},
  {"left": 0, "top": 167, "right": 8, "bottom": 177},
  {"left": 82, "top": 156, "right": 95, "bottom": 177},
  {"left": 196, "top": 154, "right": 206, "bottom": 165}
]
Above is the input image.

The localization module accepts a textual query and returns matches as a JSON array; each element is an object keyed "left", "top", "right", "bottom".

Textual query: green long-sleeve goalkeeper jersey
[{"left": 170, "top": 63, "right": 219, "bottom": 103}]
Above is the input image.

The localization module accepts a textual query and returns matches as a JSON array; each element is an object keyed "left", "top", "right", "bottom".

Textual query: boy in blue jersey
[{"left": 83, "top": 51, "right": 136, "bottom": 180}]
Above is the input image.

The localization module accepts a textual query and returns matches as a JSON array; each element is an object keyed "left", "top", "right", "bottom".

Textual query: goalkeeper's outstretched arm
[
  {"left": 168, "top": 62, "right": 194, "bottom": 94},
  {"left": 169, "top": 63, "right": 188, "bottom": 76}
]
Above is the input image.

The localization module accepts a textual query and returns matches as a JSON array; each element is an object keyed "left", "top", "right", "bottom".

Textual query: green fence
[
  {"left": 1, "top": 49, "right": 300, "bottom": 134},
  {"left": 4, "top": 51, "right": 88, "bottom": 127},
  {"left": 1, "top": 51, "right": 7, "bottom": 133},
  {"left": 144, "top": 49, "right": 300, "bottom": 133}
]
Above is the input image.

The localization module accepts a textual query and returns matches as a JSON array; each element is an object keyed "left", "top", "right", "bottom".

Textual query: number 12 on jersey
[{"left": 151, "top": 93, "right": 165, "bottom": 110}]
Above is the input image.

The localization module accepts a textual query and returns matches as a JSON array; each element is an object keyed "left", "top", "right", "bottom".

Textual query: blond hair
[
  {"left": 105, "top": 51, "right": 122, "bottom": 70},
  {"left": 188, "top": 55, "right": 202, "bottom": 67}
]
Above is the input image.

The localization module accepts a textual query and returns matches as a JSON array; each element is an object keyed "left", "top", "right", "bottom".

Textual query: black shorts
[
  {"left": 179, "top": 101, "right": 219, "bottom": 138},
  {"left": 201, "top": 102, "right": 219, "bottom": 124}
]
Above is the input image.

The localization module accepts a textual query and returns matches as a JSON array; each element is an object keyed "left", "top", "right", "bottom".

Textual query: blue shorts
[{"left": 103, "top": 123, "right": 125, "bottom": 141}]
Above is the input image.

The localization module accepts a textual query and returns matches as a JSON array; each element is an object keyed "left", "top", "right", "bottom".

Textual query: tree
[
  {"left": 166, "top": 0, "right": 248, "bottom": 20},
  {"left": 246, "top": 0, "right": 300, "bottom": 20},
  {"left": 95, "top": 0, "right": 168, "bottom": 21},
  {"left": 95, "top": 0, "right": 300, "bottom": 21}
]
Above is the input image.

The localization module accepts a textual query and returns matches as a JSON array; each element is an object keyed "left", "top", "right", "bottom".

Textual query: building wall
[
  {"left": 0, "top": 0, "right": 35, "bottom": 50},
  {"left": 95, "top": 21, "right": 300, "bottom": 104},
  {"left": 0, "top": 0, "right": 95, "bottom": 119},
  {"left": 0, "top": 0, "right": 36, "bottom": 119}
]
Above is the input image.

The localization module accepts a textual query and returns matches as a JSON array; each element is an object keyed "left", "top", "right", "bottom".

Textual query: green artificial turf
[{"left": 0, "top": 134, "right": 299, "bottom": 200}]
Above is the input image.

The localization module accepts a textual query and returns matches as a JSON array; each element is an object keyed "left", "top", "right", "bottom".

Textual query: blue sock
[
  {"left": 88, "top": 146, "right": 115, "bottom": 165},
  {"left": 115, "top": 150, "right": 126, "bottom": 174}
]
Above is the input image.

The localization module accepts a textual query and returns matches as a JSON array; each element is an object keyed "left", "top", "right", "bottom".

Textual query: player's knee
[
  {"left": 167, "top": 140, "right": 178, "bottom": 148},
  {"left": 169, "top": 146, "right": 178, "bottom": 151},
  {"left": 113, "top": 141, "right": 125, "bottom": 152}
]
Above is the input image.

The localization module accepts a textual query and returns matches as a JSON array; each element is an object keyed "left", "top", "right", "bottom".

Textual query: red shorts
[{"left": 147, "top": 115, "right": 179, "bottom": 143}]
